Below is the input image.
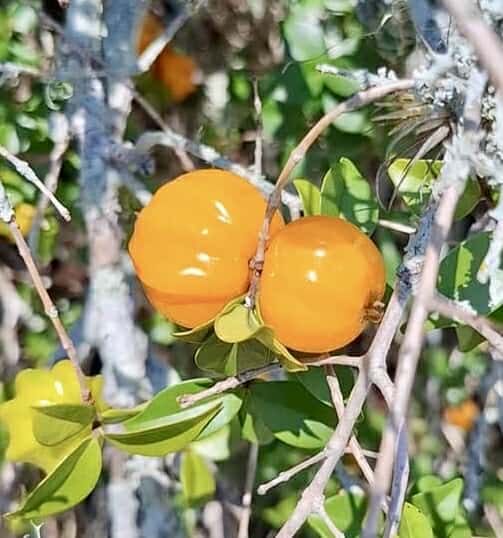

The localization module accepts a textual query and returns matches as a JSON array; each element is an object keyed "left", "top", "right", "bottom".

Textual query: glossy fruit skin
[
  {"left": 259, "top": 216, "right": 385, "bottom": 353},
  {"left": 0, "top": 361, "right": 104, "bottom": 473},
  {"left": 128, "top": 169, "right": 284, "bottom": 328}
]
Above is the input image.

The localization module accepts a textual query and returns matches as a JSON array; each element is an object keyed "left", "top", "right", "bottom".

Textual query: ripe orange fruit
[
  {"left": 128, "top": 169, "right": 284, "bottom": 328},
  {"left": 154, "top": 48, "right": 198, "bottom": 103},
  {"left": 444, "top": 399, "right": 479, "bottom": 432},
  {"left": 136, "top": 12, "right": 198, "bottom": 102},
  {"left": 259, "top": 216, "right": 385, "bottom": 353}
]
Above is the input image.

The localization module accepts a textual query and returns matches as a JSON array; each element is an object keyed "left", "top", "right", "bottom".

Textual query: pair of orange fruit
[{"left": 128, "top": 170, "right": 385, "bottom": 354}]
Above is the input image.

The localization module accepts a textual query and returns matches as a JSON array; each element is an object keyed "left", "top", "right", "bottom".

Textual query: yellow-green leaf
[
  {"left": 214, "top": 302, "right": 263, "bottom": 343},
  {"left": 180, "top": 450, "right": 216, "bottom": 505},
  {"left": 32, "top": 404, "right": 95, "bottom": 446},
  {"left": 105, "top": 402, "right": 221, "bottom": 456},
  {"left": 6, "top": 437, "right": 102, "bottom": 522}
]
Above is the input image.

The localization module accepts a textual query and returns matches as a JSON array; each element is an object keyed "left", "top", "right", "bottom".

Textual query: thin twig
[
  {"left": 0, "top": 187, "right": 90, "bottom": 402},
  {"left": 253, "top": 78, "right": 263, "bottom": 178},
  {"left": 377, "top": 219, "right": 415, "bottom": 235},
  {"left": 28, "top": 117, "right": 70, "bottom": 255},
  {"left": 431, "top": 294, "right": 503, "bottom": 359},
  {"left": 246, "top": 79, "right": 414, "bottom": 308},
  {"left": 325, "top": 366, "right": 375, "bottom": 486},
  {"left": 485, "top": 504, "right": 503, "bottom": 538},
  {"left": 178, "top": 363, "right": 282, "bottom": 408},
  {"left": 237, "top": 443, "right": 259, "bottom": 538},
  {"left": 0, "top": 144, "right": 70, "bottom": 221}
]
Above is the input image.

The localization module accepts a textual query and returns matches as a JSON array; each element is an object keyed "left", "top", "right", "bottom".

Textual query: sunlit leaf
[
  {"left": 293, "top": 179, "right": 321, "bottom": 216},
  {"left": 399, "top": 503, "right": 434, "bottom": 538},
  {"left": 6, "top": 437, "right": 101, "bottom": 521},
  {"left": 32, "top": 404, "right": 95, "bottom": 446}
]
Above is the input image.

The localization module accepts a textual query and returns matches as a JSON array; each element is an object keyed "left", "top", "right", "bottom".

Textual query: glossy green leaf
[
  {"left": 191, "top": 425, "right": 230, "bottom": 462},
  {"left": 214, "top": 302, "right": 263, "bottom": 343},
  {"left": 320, "top": 157, "right": 379, "bottom": 234},
  {"left": 293, "top": 179, "right": 321, "bottom": 216},
  {"left": 399, "top": 503, "right": 434, "bottom": 538},
  {"left": 247, "top": 381, "right": 335, "bottom": 449},
  {"left": 123, "top": 378, "right": 242, "bottom": 441},
  {"left": 294, "top": 365, "right": 354, "bottom": 407},
  {"left": 180, "top": 450, "right": 216, "bottom": 505},
  {"left": 411, "top": 478, "right": 464, "bottom": 525},
  {"left": 32, "top": 403, "right": 95, "bottom": 446},
  {"left": 283, "top": 8, "right": 325, "bottom": 61},
  {"left": 437, "top": 233, "right": 495, "bottom": 315},
  {"left": 105, "top": 402, "right": 221, "bottom": 456},
  {"left": 308, "top": 492, "right": 367, "bottom": 538},
  {"left": 6, "top": 437, "right": 102, "bottom": 521}
]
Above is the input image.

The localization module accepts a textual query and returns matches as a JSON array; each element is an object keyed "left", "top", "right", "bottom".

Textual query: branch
[
  {"left": 363, "top": 67, "right": 486, "bottom": 535},
  {"left": 135, "top": 129, "right": 301, "bottom": 214},
  {"left": 0, "top": 144, "right": 70, "bottom": 221},
  {"left": 442, "top": 0, "right": 503, "bottom": 94},
  {"left": 237, "top": 443, "right": 259, "bottom": 538},
  {"left": 246, "top": 78, "right": 414, "bottom": 307},
  {"left": 178, "top": 363, "right": 282, "bottom": 408},
  {"left": 0, "top": 181, "right": 90, "bottom": 402},
  {"left": 431, "top": 294, "right": 503, "bottom": 359}
]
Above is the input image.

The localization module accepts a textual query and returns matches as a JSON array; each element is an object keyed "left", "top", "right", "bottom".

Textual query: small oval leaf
[
  {"left": 293, "top": 179, "right": 321, "bottom": 216},
  {"left": 214, "top": 302, "right": 263, "bottom": 343}
]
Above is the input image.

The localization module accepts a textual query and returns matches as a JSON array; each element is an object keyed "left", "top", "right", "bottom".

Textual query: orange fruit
[
  {"left": 259, "top": 216, "right": 385, "bottom": 353},
  {"left": 154, "top": 47, "right": 198, "bottom": 102},
  {"left": 128, "top": 169, "right": 284, "bottom": 328},
  {"left": 136, "top": 12, "right": 198, "bottom": 102},
  {"left": 444, "top": 399, "right": 479, "bottom": 432}
]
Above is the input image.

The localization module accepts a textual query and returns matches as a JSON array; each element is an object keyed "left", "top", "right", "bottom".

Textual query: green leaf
[
  {"left": 320, "top": 157, "right": 379, "bottom": 234},
  {"left": 6, "top": 437, "right": 102, "bottom": 521},
  {"left": 454, "top": 179, "right": 481, "bottom": 220},
  {"left": 283, "top": 8, "right": 325, "bottom": 62},
  {"left": 172, "top": 322, "right": 213, "bottom": 344},
  {"left": 437, "top": 232, "right": 495, "bottom": 315},
  {"left": 191, "top": 425, "right": 231, "bottom": 462},
  {"left": 32, "top": 404, "right": 95, "bottom": 446},
  {"left": 387, "top": 159, "right": 440, "bottom": 214},
  {"left": 196, "top": 333, "right": 275, "bottom": 376},
  {"left": 123, "top": 378, "right": 242, "bottom": 440},
  {"left": 308, "top": 492, "right": 367, "bottom": 538},
  {"left": 411, "top": 478, "right": 464, "bottom": 526},
  {"left": 214, "top": 302, "right": 263, "bottom": 343},
  {"left": 293, "top": 179, "right": 321, "bottom": 216},
  {"left": 387, "top": 159, "right": 481, "bottom": 219},
  {"left": 322, "top": 93, "right": 370, "bottom": 134},
  {"left": 247, "top": 380, "right": 335, "bottom": 449},
  {"left": 446, "top": 516, "right": 472, "bottom": 538},
  {"left": 105, "top": 401, "right": 221, "bottom": 456},
  {"left": 399, "top": 503, "right": 434, "bottom": 538},
  {"left": 180, "top": 450, "right": 216, "bottom": 506},
  {"left": 239, "top": 388, "right": 274, "bottom": 445},
  {"left": 294, "top": 365, "right": 354, "bottom": 407},
  {"left": 100, "top": 404, "right": 147, "bottom": 424}
]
